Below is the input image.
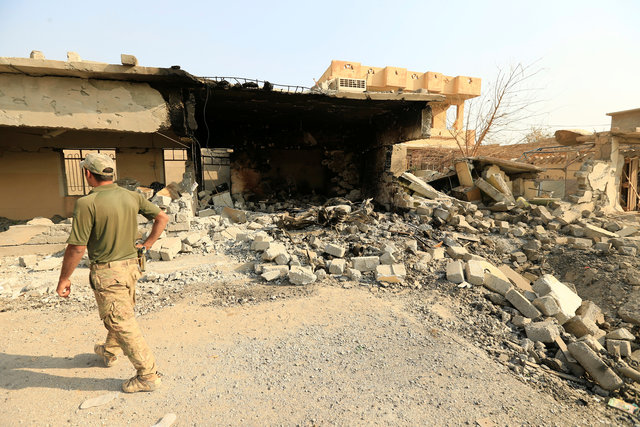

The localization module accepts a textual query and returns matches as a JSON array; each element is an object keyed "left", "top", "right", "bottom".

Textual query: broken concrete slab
[
  {"left": 607, "top": 328, "right": 635, "bottom": 341},
  {"left": 563, "top": 316, "right": 601, "bottom": 338},
  {"left": 568, "top": 341, "right": 623, "bottom": 391},
  {"left": 533, "top": 274, "right": 581, "bottom": 324},
  {"left": 288, "top": 266, "right": 316, "bottom": 285},
  {"left": 475, "top": 178, "right": 510, "bottom": 204},
  {"left": 576, "top": 300, "right": 605, "bottom": 325},
  {"left": 376, "top": 264, "right": 406, "bottom": 283},
  {"left": 262, "top": 243, "right": 288, "bottom": 262},
  {"left": 446, "top": 246, "right": 468, "bottom": 259}
]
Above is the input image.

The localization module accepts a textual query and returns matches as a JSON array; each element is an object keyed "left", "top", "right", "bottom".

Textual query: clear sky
[{"left": 1, "top": 0, "right": 638, "bottom": 142}]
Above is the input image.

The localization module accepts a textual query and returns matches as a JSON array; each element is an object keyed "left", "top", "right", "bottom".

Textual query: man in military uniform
[{"left": 56, "top": 153, "right": 169, "bottom": 393}]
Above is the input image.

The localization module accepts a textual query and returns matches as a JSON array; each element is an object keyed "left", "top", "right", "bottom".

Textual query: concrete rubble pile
[
  {"left": 3, "top": 162, "right": 640, "bottom": 402},
  {"left": 393, "top": 167, "right": 640, "bottom": 396}
]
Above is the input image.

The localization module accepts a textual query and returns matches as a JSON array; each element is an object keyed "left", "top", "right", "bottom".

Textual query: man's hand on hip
[{"left": 57, "top": 278, "right": 71, "bottom": 298}]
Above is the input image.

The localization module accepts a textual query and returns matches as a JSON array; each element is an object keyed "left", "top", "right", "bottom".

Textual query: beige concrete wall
[
  {"left": 0, "top": 128, "right": 182, "bottom": 219},
  {"left": 0, "top": 74, "right": 169, "bottom": 132},
  {"left": 0, "top": 149, "right": 66, "bottom": 220},
  {"left": 117, "top": 148, "right": 165, "bottom": 186}
]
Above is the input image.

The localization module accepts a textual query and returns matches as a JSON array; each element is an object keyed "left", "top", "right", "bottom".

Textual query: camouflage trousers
[{"left": 90, "top": 258, "right": 157, "bottom": 378}]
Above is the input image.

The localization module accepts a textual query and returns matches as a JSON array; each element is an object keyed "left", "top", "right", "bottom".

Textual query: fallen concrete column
[{"left": 568, "top": 342, "right": 623, "bottom": 391}]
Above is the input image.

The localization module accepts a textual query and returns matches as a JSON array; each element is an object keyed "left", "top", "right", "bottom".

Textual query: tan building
[
  {"left": 316, "top": 59, "right": 481, "bottom": 149},
  {"left": 0, "top": 52, "right": 199, "bottom": 220}
]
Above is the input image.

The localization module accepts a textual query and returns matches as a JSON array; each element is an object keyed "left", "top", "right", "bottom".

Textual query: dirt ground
[{"left": 0, "top": 252, "right": 625, "bottom": 426}]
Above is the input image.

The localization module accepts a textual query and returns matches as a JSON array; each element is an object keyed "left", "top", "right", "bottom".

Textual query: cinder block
[{"left": 446, "top": 246, "right": 468, "bottom": 259}]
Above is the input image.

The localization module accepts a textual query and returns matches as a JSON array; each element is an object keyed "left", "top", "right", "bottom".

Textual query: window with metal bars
[{"left": 62, "top": 149, "right": 116, "bottom": 196}]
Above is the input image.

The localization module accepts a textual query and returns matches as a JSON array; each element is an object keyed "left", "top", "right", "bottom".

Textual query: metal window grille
[{"left": 63, "top": 149, "right": 116, "bottom": 196}]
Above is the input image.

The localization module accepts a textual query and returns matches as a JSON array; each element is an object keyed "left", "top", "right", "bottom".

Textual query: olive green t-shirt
[{"left": 67, "top": 183, "right": 161, "bottom": 264}]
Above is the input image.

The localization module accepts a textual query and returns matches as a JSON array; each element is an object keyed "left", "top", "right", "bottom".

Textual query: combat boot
[
  {"left": 122, "top": 373, "right": 162, "bottom": 393},
  {"left": 94, "top": 343, "right": 118, "bottom": 367}
]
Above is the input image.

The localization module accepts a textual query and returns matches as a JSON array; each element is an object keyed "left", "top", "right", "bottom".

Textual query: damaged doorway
[{"left": 621, "top": 156, "right": 640, "bottom": 211}]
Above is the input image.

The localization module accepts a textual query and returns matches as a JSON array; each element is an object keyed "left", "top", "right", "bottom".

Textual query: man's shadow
[{"left": 0, "top": 352, "right": 122, "bottom": 391}]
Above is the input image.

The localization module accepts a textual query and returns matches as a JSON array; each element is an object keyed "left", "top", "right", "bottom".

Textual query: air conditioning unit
[{"left": 329, "top": 77, "right": 366, "bottom": 93}]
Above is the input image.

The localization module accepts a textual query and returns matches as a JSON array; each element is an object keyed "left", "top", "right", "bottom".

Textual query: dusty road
[{"left": 0, "top": 282, "right": 608, "bottom": 426}]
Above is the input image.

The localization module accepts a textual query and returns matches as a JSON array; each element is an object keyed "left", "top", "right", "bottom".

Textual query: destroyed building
[{"left": 0, "top": 54, "right": 481, "bottom": 220}]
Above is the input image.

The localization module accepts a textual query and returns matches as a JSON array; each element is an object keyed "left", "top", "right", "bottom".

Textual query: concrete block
[
  {"left": 198, "top": 208, "right": 217, "bottom": 218},
  {"left": 262, "top": 243, "right": 288, "bottom": 262},
  {"left": 569, "top": 237, "right": 592, "bottom": 249},
  {"left": 525, "top": 320, "right": 560, "bottom": 343},
  {"left": 593, "top": 242, "right": 612, "bottom": 252},
  {"left": 347, "top": 268, "right": 362, "bottom": 281},
  {"left": 328, "top": 259, "right": 346, "bottom": 275},
  {"left": 511, "top": 315, "right": 531, "bottom": 328},
  {"left": 379, "top": 252, "right": 396, "bottom": 265},
  {"left": 607, "top": 339, "right": 632, "bottom": 357},
  {"left": 498, "top": 264, "right": 533, "bottom": 293},
  {"left": 534, "top": 206, "right": 554, "bottom": 223},
  {"left": 167, "top": 221, "right": 190, "bottom": 232},
  {"left": 484, "top": 272, "right": 512, "bottom": 296},
  {"left": 446, "top": 246, "right": 468, "bottom": 259},
  {"left": 579, "top": 335, "right": 605, "bottom": 352},
  {"left": 160, "top": 237, "right": 182, "bottom": 261},
  {"left": 324, "top": 243, "right": 346, "bottom": 258},
  {"left": 506, "top": 288, "right": 541, "bottom": 319},
  {"left": 606, "top": 328, "right": 635, "bottom": 341},
  {"left": 576, "top": 300, "right": 605, "bottom": 324},
  {"left": 568, "top": 341, "right": 623, "bottom": 391},
  {"left": 222, "top": 207, "right": 247, "bottom": 224},
  {"left": 533, "top": 274, "right": 581, "bottom": 324},
  {"left": 563, "top": 315, "right": 601, "bottom": 338},
  {"left": 533, "top": 295, "right": 561, "bottom": 317},
  {"left": 152, "top": 194, "right": 172, "bottom": 208},
  {"left": 583, "top": 223, "right": 618, "bottom": 239},
  {"left": 376, "top": 264, "right": 406, "bottom": 283},
  {"left": 288, "top": 266, "right": 316, "bottom": 285},
  {"left": 446, "top": 260, "right": 464, "bottom": 284},
  {"left": 211, "top": 191, "right": 234, "bottom": 208},
  {"left": 510, "top": 252, "right": 527, "bottom": 264},
  {"left": 465, "top": 260, "right": 485, "bottom": 286},
  {"left": 352, "top": 256, "right": 380, "bottom": 272},
  {"left": 619, "top": 246, "right": 637, "bottom": 256},
  {"left": 427, "top": 247, "right": 445, "bottom": 260},
  {"left": 275, "top": 253, "right": 291, "bottom": 265},
  {"left": 262, "top": 270, "right": 282, "bottom": 281}
]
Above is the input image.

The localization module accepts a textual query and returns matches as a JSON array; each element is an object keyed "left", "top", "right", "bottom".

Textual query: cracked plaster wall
[{"left": 0, "top": 74, "right": 169, "bottom": 132}]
